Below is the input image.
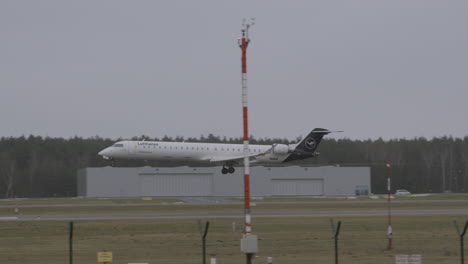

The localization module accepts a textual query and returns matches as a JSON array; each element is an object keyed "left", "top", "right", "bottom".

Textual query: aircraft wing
[{"left": 207, "top": 147, "right": 272, "bottom": 163}]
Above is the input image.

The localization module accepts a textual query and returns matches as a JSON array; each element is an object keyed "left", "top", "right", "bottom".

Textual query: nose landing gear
[{"left": 108, "top": 158, "right": 115, "bottom": 167}]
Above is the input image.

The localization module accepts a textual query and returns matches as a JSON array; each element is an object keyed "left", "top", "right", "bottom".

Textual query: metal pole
[
  {"left": 454, "top": 220, "right": 468, "bottom": 264},
  {"left": 238, "top": 19, "right": 257, "bottom": 264},
  {"left": 198, "top": 220, "right": 210, "bottom": 264},
  {"left": 330, "top": 218, "right": 342, "bottom": 264},
  {"left": 240, "top": 30, "right": 253, "bottom": 264},
  {"left": 240, "top": 26, "right": 251, "bottom": 236},
  {"left": 386, "top": 163, "right": 393, "bottom": 250},
  {"left": 203, "top": 236, "right": 206, "bottom": 264},
  {"left": 69, "top": 221, "right": 74, "bottom": 264}
]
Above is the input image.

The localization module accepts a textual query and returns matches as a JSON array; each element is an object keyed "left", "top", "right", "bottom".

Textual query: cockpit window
[{"left": 112, "top": 144, "right": 124, "bottom": 147}]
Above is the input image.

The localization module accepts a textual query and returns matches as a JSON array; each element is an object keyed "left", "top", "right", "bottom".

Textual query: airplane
[{"left": 98, "top": 128, "right": 337, "bottom": 174}]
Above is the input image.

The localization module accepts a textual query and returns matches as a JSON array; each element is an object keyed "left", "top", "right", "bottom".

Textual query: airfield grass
[
  {"left": 0, "top": 215, "right": 466, "bottom": 264},
  {"left": 0, "top": 196, "right": 467, "bottom": 264}
]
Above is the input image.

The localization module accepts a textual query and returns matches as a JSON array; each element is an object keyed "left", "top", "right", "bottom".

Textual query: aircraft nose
[{"left": 98, "top": 148, "right": 111, "bottom": 156}]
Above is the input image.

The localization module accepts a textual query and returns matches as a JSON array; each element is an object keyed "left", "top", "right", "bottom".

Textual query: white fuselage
[{"left": 98, "top": 140, "right": 292, "bottom": 164}]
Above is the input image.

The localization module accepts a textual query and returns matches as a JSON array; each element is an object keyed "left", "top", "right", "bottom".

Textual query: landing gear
[
  {"left": 110, "top": 159, "right": 115, "bottom": 167},
  {"left": 222, "top": 166, "right": 235, "bottom": 174}
]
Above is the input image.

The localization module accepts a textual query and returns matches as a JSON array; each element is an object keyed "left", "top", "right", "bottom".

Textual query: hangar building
[{"left": 77, "top": 166, "right": 370, "bottom": 198}]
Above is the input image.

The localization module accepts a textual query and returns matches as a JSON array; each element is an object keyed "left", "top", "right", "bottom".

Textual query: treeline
[{"left": 0, "top": 134, "right": 467, "bottom": 197}]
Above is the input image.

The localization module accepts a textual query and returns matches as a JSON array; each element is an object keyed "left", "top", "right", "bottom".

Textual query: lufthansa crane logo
[{"left": 304, "top": 138, "right": 316, "bottom": 150}]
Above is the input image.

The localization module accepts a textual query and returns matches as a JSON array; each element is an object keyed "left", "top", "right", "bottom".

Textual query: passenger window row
[{"left": 139, "top": 145, "right": 260, "bottom": 152}]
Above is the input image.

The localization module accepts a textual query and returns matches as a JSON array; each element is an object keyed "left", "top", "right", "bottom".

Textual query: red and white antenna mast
[
  {"left": 238, "top": 18, "right": 258, "bottom": 264},
  {"left": 238, "top": 18, "right": 254, "bottom": 234}
]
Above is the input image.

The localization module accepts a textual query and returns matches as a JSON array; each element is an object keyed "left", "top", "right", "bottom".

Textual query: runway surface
[
  {"left": 1, "top": 197, "right": 467, "bottom": 221},
  {"left": 1, "top": 199, "right": 468, "bottom": 208},
  {"left": 2, "top": 208, "right": 468, "bottom": 221}
]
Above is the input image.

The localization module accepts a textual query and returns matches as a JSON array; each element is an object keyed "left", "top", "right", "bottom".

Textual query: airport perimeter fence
[{"left": 0, "top": 217, "right": 467, "bottom": 264}]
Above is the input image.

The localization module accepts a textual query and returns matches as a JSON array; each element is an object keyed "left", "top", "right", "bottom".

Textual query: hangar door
[
  {"left": 139, "top": 173, "right": 213, "bottom": 196},
  {"left": 272, "top": 179, "right": 324, "bottom": 196}
]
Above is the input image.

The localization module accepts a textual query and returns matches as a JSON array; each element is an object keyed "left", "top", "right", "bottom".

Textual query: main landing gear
[{"left": 221, "top": 166, "right": 235, "bottom": 174}]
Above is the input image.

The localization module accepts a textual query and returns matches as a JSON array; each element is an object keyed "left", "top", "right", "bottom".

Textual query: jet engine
[{"left": 272, "top": 144, "right": 291, "bottom": 155}]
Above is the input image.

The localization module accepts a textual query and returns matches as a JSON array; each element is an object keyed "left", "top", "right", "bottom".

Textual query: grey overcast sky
[{"left": 1, "top": 1, "right": 467, "bottom": 141}]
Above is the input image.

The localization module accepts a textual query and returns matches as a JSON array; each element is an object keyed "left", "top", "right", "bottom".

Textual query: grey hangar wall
[{"left": 77, "top": 166, "right": 370, "bottom": 197}]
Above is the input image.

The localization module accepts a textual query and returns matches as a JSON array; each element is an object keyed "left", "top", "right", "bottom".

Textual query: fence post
[
  {"left": 330, "top": 218, "right": 342, "bottom": 264},
  {"left": 69, "top": 221, "right": 74, "bottom": 264},
  {"left": 198, "top": 220, "right": 210, "bottom": 264},
  {"left": 454, "top": 220, "right": 468, "bottom": 264}
]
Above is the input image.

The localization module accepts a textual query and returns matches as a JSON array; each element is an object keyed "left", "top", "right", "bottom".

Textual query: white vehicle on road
[{"left": 395, "top": 189, "right": 411, "bottom": 196}]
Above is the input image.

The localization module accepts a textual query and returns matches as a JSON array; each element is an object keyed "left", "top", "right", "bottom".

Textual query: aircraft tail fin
[
  {"left": 294, "top": 128, "right": 332, "bottom": 153},
  {"left": 283, "top": 128, "right": 340, "bottom": 162}
]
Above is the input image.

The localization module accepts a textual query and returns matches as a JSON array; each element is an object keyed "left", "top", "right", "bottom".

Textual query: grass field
[{"left": 0, "top": 195, "right": 467, "bottom": 264}]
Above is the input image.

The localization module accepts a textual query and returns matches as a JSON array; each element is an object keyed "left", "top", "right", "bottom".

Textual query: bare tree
[
  {"left": 421, "top": 149, "right": 435, "bottom": 192},
  {"left": 438, "top": 143, "right": 451, "bottom": 193},
  {"left": 0, "top": 153, "right": 16, "bottom": 198},
  {"left": 28, "top": 150, "right": 39, "bottom": 197},
  {"left": 459, "top": 140, "right": 468, "bottom": 192}
]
